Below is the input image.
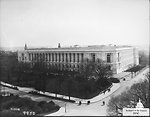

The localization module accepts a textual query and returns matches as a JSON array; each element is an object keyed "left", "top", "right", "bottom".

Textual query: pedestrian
[
  {"left": 103, "top": 101, "right": 105, "bottom": 106},
  {"left": 79, "top": 101, "right": 81, "bottom": 105}
]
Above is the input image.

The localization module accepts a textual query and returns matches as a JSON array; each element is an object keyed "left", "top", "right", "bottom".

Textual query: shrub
[{"left": 0, "top": 95, "right": 60, "bottom": 115}]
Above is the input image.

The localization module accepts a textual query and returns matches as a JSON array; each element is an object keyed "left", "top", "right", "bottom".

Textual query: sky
[{"left": 0, "top": 0, "right": 149, "bottom": 48}]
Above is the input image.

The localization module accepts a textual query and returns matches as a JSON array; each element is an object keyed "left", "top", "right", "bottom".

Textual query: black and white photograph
[{"left": 0, "top": 0, "right": 149, "bottom": 116}]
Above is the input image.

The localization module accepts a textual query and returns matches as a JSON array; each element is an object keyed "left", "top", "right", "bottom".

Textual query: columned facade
[{"left": 18, "top": 45, "right": 139, "bottom": 74}]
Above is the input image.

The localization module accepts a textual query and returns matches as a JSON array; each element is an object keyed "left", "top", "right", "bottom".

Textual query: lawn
[{"left": 0, "top": 95, "right": 60, "bottom": 116}]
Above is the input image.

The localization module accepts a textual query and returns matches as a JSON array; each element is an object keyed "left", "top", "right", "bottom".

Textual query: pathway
[{"left": 46, "top": 67, "right": 149, "bottom": 116}]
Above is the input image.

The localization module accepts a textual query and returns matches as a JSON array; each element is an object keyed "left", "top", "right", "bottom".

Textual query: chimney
[
  {"left": 24, "top": 44, "right": 27, "bottom": 50},
  {"left": 58, "top": 43, "right": 61, "bottom": 48}
]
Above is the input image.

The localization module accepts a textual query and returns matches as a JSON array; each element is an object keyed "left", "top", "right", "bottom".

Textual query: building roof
[{"left": 24, "top": 45, "right": 133, "bottom": 52}]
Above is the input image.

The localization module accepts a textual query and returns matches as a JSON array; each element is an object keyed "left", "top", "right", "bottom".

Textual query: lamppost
[{"left": 65, "top": 103, "right": 67, "bottom": 113}]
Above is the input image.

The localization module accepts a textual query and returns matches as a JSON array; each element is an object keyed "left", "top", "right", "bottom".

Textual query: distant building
[{"left": 18, "top": 44, "right": 139, "bottom": 74}]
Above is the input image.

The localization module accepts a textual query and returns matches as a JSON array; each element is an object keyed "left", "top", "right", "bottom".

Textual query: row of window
[
  {"left": 28, "top": 53, "right": 84, "bottom": 63},
  {"left": 21, "top": 53, "right": 112, "bottom": 63}
]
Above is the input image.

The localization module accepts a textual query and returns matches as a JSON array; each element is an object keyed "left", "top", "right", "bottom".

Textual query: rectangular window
[
  {"left": 59, "top": 53, "right": 61, "bottom": 62},
  {"left": 40, "top": 54, "right": 42, "bottom": 61},
  {"left": 32, "top": 54, "right": 34, "bottom": 61},
  {"left": 36, "top": 53, "right": 39, "bottom": 61},
  {"left": 69, "top": 53, "right": 71, "bottom": 62},
  {"left": 37, "top": 54, "right": 38, "bottom": 61},
  {"left": 62, "top": 53, "right": 64, "bottom": 62},
  {"left": 46, "top": 53, "right": 48, "bottom": 61},
  {"left": 92, "top": 53, "right": 95, "bottom": 62},
  {"left": 73, "top": 53, "right": 75, "bottom": 62},
  {"left": 77, "top": 53, "right": 79, "bottom": 62},
  {"left": 66, "top": 53, "right": 68, "bottom": 62},
  {"left": 49, "top": 53, "right": 51, "bottom": 61},
  {"left": 52, "top": 53, "right": 54, "bottom": 61},
  {"left": 55, "top": 53, "right": 57, "bottom": 62},
  {"left": 34, "top": 53, "right": 37, "bottom": 61},
  {"left": 81, "top": 53, "right": 84, "bottom": 62},
  {"left": 107, "top": 53, "right": 111, "bottom": 63},
  {"left": 43, "top": 53, "right": 45, "bottom": 61}
]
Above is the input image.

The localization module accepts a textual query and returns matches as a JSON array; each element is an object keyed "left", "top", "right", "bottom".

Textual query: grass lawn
[{"left": 0, "top": 95, "right": 60, "bottom": 116}]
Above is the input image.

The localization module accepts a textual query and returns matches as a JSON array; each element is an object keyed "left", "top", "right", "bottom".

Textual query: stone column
[
  {"left": 57, "top": 53, "right": 59, "bottom": 63},
  {"left": 71, "top": 53, "right": 74, "bottom": 63},
  {"left": 56, "top": 53, "right": 58, "bottom": 62},
  {"left": 51, "top": 53, "right": 53, "bottom": 62},
  {"left": 47, "top": 53, "right": 49, "bottom": 62},
  {"left": 111, "top": 53, "right": 113, "bottom": 63},
  {"left": 54, "top": 53, "right": 56, "bottom": 62},
  {"left": 75, "top": 53, "right": 77, "bottom": 63},
  {"left": 79, "top": 53, "right": 81, "bottom": 62},
  {"left": 29, "top": 53, "right": 31, "bottom": 61},
  {"left": 60, "top": 53, "right": 62, "bottom": 62},
  {"left": 33, "top": 53, "right": 36, "bottom": 61},
  {"left": 68, "top": 53, "right": 70, "bottom": 63}
]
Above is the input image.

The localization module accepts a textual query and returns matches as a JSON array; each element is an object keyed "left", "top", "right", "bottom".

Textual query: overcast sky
[{"left": 0, "top": 0, "right": 149, "bottom": 48}]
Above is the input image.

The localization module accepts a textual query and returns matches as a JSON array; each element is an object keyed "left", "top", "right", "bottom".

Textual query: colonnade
[
  {"left": 28, "top": 52, "right": 84, "bottom": 63},
  {"left": 25, "top": 52, "right": 86, "bottom": 71}
]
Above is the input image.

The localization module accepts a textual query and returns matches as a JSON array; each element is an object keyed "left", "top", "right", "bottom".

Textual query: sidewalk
[
  {"left": 1, "top": 66, "right": 148, "bottom": 116},
  {"left": 46, "top": 67, "right": 149, "bottom": 116},
  {"left": 0, "top": 81, "right": 120, "bottom": 104},
  {"left": 45, "top": 83, "right": 120, "bottom": 116},
  {"left": 0, "top": 80, "right": 121, "bottom": 116},
  {"left": 22, "top": 83, "right": 120, "bottom": 104},
  {"left": 74, "top": 83, "right": 120, "bottom": 104}
]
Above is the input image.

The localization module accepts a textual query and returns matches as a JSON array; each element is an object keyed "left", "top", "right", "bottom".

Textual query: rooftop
[{"left": 24, "top": 45, "right": 134, "bottom": 52}]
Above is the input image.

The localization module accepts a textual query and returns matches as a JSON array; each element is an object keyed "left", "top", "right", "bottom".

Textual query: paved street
[
  {"left": 1, "top": 67, "right": 149, "bottom": 116},
  {"left": 46, "top": 67, "right": 149, "bottom": 116}
]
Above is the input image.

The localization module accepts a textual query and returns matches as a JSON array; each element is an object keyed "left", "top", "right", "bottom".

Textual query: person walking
[{"left": 102, "top": 101, "right": 105, "bottom": 106}]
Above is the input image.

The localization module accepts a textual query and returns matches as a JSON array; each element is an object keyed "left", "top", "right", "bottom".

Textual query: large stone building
[{"left": 18, "top": 44, "right": 139, "bottom": 74}]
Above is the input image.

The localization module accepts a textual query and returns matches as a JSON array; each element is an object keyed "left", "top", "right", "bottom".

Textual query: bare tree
[
  {"left": 81, "top": 58, "right": 113, "bottom": 80},
  {"left": 107, "top": 73, "right": 149, "bottom": 116}
]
